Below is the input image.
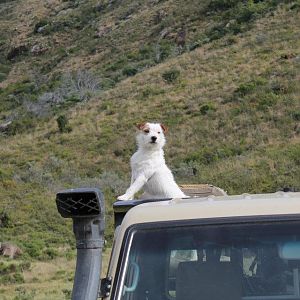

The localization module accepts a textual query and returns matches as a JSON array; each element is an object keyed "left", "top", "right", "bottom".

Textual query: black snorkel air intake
[{"left": 56, "top": 188, "right": 105, "bottom": 300}]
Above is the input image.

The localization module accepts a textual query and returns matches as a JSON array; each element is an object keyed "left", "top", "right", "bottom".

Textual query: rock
[
  {"left": 31, "top": 44, "right": 48, "bottom": 55},
  {"left": 294, "top": 55, "right": 300, "bottom": 63},
  {"left": 0, "top": 120, "right": 12, "bottom": 132},
  {"left": 0, "top": 242, "right": 23, "bottom": 259},
  {"left": 36, "top": 25, "right": 49, "bottom": 33},
  {"left": 225, "top": 19, "right": 236, "bottom": 28},
  {"left": 160, "top": 28, "right": 170, "bottom": 39},
  {"left": 57, "top": 8, "right": 74, "bottom": 17}
]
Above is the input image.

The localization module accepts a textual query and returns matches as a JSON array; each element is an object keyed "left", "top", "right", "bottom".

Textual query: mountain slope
[
  {"left": 0, "top": 0, "right": 299, "bottom": 288},
  {"left": 0, "top": 0, "right": 299, "bottom": 298}
]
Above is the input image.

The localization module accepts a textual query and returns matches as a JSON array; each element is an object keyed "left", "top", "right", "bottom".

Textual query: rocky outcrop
[{"left": 0, "top": 242, "right": 23, "bottom": 259}]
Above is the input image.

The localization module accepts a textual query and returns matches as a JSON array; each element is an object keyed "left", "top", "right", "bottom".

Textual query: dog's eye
[
  {"left": 144, "top": 129, "right": 150, "bottom": 133},
  {"left": 158, "top": 131, "right": 161, "bottom": 134}
]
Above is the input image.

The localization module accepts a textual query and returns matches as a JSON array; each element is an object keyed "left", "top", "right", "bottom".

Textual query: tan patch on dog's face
[
  {"left": 160, "top": 123, "right": 168, "bottom": 133},
  {"left": 136, "top": 122, "right": 150, "bottom": 133}
]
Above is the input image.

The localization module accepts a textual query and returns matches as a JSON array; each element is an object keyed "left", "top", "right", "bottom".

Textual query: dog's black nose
[{"left": 151, "top": 136, "right": 157, "bottom": 142}]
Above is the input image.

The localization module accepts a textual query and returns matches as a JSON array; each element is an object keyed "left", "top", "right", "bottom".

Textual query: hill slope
[{"left": 0, "top": 0, "right": 300, "bottom": 297}]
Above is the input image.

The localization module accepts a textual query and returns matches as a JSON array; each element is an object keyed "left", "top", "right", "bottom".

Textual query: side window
[
  {"left": 167, "top": 246, "right": 234, "bottom": 297},
  {"left": 168, "top": 250, "right": 197, "bottom": 298}
]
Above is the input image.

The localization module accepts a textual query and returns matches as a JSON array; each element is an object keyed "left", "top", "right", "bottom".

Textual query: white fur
[{"left": 118, "top": 122, "right": 186, "bottom": 201}]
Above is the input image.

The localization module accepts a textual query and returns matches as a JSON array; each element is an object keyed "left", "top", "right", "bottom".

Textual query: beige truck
[{"left": 56, "top": 187, "right": 300, "bottom": 300}]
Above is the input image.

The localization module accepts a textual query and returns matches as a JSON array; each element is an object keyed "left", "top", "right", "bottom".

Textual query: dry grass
[
  {"left": 0, "top": 1, "right": 299, "bottom": 297},
  {"left": 0, "top": 248, "right": 111, "bottom": 300}
]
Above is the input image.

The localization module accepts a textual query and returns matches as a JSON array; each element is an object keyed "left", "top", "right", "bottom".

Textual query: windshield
[{"left": 117, "top": 219, "right": 300, "bottom": 300}]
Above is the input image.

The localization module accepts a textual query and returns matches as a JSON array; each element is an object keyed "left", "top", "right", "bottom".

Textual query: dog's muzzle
[{"left": 151, "top": 136, "right": 157, "bottom": 143}]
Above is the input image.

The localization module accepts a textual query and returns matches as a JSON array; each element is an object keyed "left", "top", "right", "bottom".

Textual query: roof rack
[
  {"left": 113, "top": 198, "right": 171, "bottom": 227},
  {"left": 113, "top": 184, "right": 227, "bottom": 227}
]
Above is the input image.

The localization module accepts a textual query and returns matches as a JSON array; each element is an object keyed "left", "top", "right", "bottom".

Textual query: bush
[
  {"left": 291, "top": 111, "right": 300, "bottom": 121},
  {"left": 199, "top": 103, "right": 216, "bottom": 115},
  {"left": 0, "top": 210, "right": 12, "bottom": 228},
  {"left": 154, "top": 40, "right": 175, "bottom": 63},
  {"left": 162, "top": 69, "right": 180, "bottom": 83},
  {"left": 0, "top": 272, "right": 24, "bottom": 284},
  {"left": 122, "top": 66, "right": 138, "bottom": 77},
  {"left": 257, "top": 93, "right": 278, "bottom": 111},
  {"left": 225, "top": 77, "right": 267, "bottom": 103},
  {"left": 14, "top": 287, "right": 36, "bottom": 300},
  {"left": 6, "top": 115, "right": 38, "bottom": 136},
  {"left": 235, "top": 82, "right": 258, "bottom": 96},
  {"left": 26, "top": 69, "right": 101, "bottom": 117},
  {"left": 23, "top": 240, "right": 45, "bottom": 259},
  {"left": 57, "top": 115, "right": 72, "bottom": 133},
  {"left": 42, "top": 247, "right": 59, "bottom": 260},
  {"left": 0, "top": 72, "right": 6, "bottom": 82},
  {"left": 62, "top": 289, "right": 72, "bottom": 299},
  {"left": 207, "top": 0, "right": 238, "bottom": 11}
]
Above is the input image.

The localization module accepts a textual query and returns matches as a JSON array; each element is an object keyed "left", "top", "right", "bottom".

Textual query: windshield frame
[{"left": 110, "top": 213, "right": 300, "bottom": 300}]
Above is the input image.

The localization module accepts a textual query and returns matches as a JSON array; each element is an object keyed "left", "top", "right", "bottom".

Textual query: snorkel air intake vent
[{"left": 56, "top": 188, "right": 105, "bottom": 300}]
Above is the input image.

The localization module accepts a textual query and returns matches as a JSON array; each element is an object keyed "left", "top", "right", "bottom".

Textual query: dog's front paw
[{"left": 117, "top": 194, "right": 132, "bottom": 201}]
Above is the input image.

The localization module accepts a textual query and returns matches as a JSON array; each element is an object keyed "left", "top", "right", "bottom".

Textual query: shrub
[
  {"left": 154, "top": 40, "right": 174, "bottom": 63},
  {"left": 207, "top": 0, "right": 238, "bottom": 11},
  {"left": 0, "top": 210, "right": 11, "bottom": 228},
  {"left": 14, "top": 287, "right": 36, "bottom": 300},
  {"left": 138, "top": 46, "right": 152, "bottom": 60},
  {"left": 26, "top": 69, "right": 101, "bottom": 117},
  {"left": 291, "top": 111, "right": 300, "bottom": 121},
  {"left": 42, "top": 247, "right": 59, "bottom": 260},
  {"left": 13, "top": 272, "right": 25, "bottom": 284},
  {"left": 199, "top": 103, "right": 216, "bottom": 115},
  {"left": 162, "top": 69, "right": 180, "bottom": 83},
  {"left": 141, "top": 86, "right": 165, "bottom": 98},
  {"left": 57, "top": 115, "right": 72, "bottom": 133},
  {"left": 122, "top": 66, "right": 138, "bottom": 77},
  {"left": 235, "top": 82, "right": 257, "bottom": 96},
  {"left": 0, "top": 272, "right": 24, "bottom": 284},
  {"left": 226, "top": 78, "right": 267, "bottom": 103},
  {"left": 257, "top": 93, "right": 278, "bottom": 111},
  {"left": 6, "top": 114, "right": 38, "bottom": 136},
  {"left": 51, "top": 270, "right": 67, "bottom": 280},
  {"left": 23, "top": 240, "right": 45, "bottom": 259},
  {"left": 0, "top": 72, "right": 6, "bottom": 82},
  {"left": 62, "top": 289, "right": 72, "bottom": 299}
]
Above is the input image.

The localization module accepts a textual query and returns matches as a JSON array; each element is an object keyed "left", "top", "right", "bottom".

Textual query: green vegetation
[
  {"left": 0, "top": 261, "right": 30, "bottom": 285},
  {"left": 57, "top": 115, "right": 72, "bottom": 133},
  {"left": 0, "top": 0, "right": 299, "bottom": 298},
  {"left": 162, "top": 68, "right": 180, "bottom": 83}
]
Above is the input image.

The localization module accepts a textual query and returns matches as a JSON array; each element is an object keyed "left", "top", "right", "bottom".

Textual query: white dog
[{"left": 117, "top": 122, "right": 187, "bottom": 201}]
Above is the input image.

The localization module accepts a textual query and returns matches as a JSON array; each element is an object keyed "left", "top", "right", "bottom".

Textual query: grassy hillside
[{"left": 0, "top": 0, "right": 300, "bottom": 298}]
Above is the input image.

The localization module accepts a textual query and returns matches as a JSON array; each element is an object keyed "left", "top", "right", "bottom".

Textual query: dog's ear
[
  {"left": 160, "top": 123, "right": 168, "bottom": 133},
  {"left": 136, "top": 122, "right": 147, "bottom": 130}
]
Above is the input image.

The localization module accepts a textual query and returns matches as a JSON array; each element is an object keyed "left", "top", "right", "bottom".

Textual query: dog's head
[{"left": 136, "top": 122, "right": 167, "bottom": 150}]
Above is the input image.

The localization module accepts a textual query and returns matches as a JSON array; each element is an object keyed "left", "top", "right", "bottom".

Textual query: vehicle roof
[{"left": 118, "top": 192, "right": 300, "bottom": 229}]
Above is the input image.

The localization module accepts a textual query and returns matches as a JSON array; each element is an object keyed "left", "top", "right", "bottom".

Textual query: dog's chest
[{"left": 131, "top": 151, "right": 164, "bottom": 173}]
